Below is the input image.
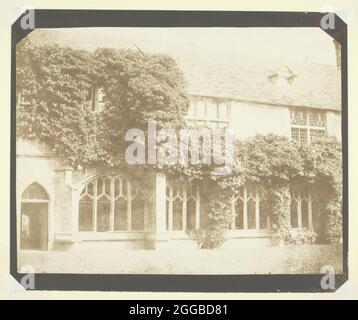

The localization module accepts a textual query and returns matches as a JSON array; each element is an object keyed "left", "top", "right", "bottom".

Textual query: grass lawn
[{"left": 18, "top": 244, "right": 343, "bottom": 274}]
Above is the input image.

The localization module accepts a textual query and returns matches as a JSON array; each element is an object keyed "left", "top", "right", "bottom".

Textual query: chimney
[{"left": 333, "top": 39, "right": 341, "bottom": 68}]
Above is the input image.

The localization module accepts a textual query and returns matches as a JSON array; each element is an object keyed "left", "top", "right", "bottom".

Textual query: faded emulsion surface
[{"left": 11, "top": 10, "right": 348, "bottom": 292}]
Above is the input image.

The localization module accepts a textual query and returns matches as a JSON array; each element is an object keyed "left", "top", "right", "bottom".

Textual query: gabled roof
[
  {"left": 27, "top": 29, "right": 342, "bottom": 111},
  {"left": 176, "top": 58, "right": 341, "bottom": 111}
]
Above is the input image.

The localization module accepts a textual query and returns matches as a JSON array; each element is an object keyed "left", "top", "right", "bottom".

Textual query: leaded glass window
[{"left": 79, "top": 175, "right": 146, "bottom": 232}]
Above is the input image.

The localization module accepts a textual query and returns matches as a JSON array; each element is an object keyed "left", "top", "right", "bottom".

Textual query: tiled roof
[
  {"left": 27, "top": 29, "right": 342, "bottom": 111},
  {"left": 176, "top": 58, "right": 341, "bottom": 111}
]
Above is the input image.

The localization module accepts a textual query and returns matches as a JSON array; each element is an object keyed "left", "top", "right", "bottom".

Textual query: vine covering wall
[{"left": 17, "top": 39, "right": 343, "bottom": 248}]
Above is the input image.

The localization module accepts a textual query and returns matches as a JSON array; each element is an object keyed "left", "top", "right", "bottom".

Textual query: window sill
[
  {"left": 226, "top": 229, "right": 275, "bottom": 238},
  {"left": 56, "top": 231, "right": 149, "bottom": 242}
]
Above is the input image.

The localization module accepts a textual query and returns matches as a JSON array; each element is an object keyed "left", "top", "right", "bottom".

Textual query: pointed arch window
[
  {"left": 22, "top": 182, "right": 48, "bottom": 201},
  {"left": 290, "top": 188, "right": 314, "bottom": 230},
  {"left": 79, "top": 175, "right": 147, "bottom": 232},
  {"left": 231, "top": 185, "right": 269, "bottom": 230},
  {"left": 166, "top": 180, "right": 200, "bottom": 231}
]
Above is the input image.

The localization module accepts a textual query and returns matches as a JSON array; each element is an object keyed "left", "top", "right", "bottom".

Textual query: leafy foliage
[
  {"left": 93, "top": 48, "right": 189, "bottom": 166},
  {"left": 282, "top": 228, "right": 318, "bottom": 246},
  {"left": 17, "top": 38, "right": 104, "bottom": 166},
  {"left": 17, "top": 38, "right": 342, "bottom": 248},
  {"left": 16, "top": 39, "right": 189, "bottom": 168},
  {"left": 188, "top": 181, "right": 234, "bottom": 249},
  {"left": 300, "top": 136, "right": 343, "bottom": 243},
  {"left": 191, "top": 135, "right": 342, "bottom": 248}
]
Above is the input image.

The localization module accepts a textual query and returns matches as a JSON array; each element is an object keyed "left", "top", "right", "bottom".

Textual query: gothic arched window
[
  {"left": 166, "top": 180, "right": 200, "bottom": 231},
  {"left": 232, "top": 185, "right": 269, "bottom": 230},
  {"left": 79, "top": 174, "right": 146, "bottom": 232}
]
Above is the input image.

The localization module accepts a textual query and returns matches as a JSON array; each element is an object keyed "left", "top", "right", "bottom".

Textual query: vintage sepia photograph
[{"left": 15, "top": 24, "right": 343, "bottom": 280}]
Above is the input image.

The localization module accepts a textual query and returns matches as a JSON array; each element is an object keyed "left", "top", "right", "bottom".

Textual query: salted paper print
[{"left": 12, "top": 11, "right": 346, "bottom": 291}]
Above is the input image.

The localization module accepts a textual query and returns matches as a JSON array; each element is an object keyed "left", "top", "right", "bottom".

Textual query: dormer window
[
  {"left": 268, "top": 66, "right": 297, "bottom": 86},
  {"left": 268, "top": 74, "right": 278, "bottom": 83},
  {"left": 88, "top": 84, "right": 105, "bottom": 112}
]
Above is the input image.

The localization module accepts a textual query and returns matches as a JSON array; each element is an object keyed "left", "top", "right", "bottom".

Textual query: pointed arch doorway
[{"left": 20, "top": 183, "right": 49, "bottom": 250}]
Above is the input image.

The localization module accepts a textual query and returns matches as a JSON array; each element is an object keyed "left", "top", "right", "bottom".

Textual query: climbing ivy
[
  {"left": 16, "top": 38, "right": 189, "bottom": 168},
  {"left": 300, "top": 136, "right": 343, "bottom": 243},
  {"left": 16, "top": 38, "right": 343, "bottom": 248},
  {"left": 189, "top": 135, "right": 342, "bottom": 248}
]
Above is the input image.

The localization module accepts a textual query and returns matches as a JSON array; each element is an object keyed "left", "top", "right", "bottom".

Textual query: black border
[{"left": 10, "top": 10, "right": 348, "bottom": 292}]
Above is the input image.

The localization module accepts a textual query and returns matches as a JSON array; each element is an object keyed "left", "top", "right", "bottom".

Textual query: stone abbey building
[{"left": 16, "top": 30, "right": 341, "bottom": 252}]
